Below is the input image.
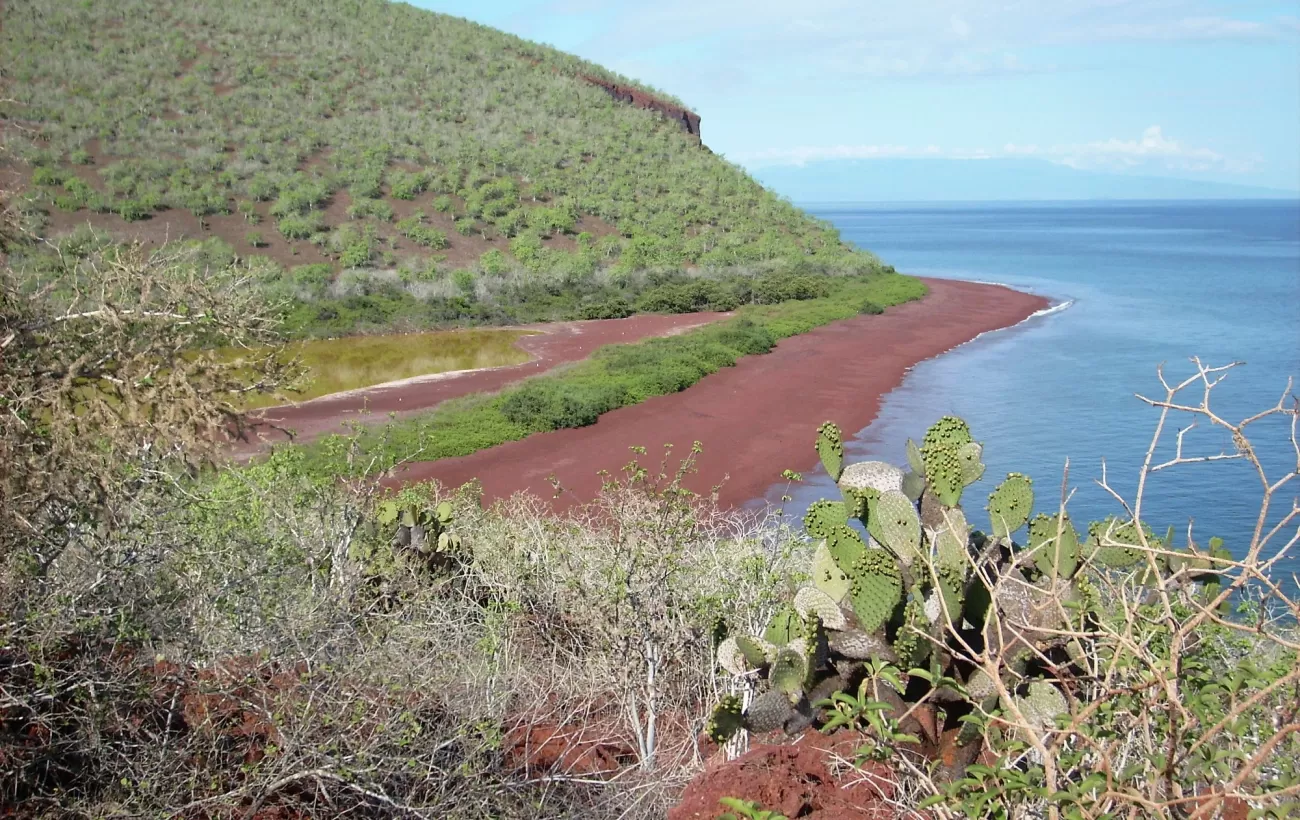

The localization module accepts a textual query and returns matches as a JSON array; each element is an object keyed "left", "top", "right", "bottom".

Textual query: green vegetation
[
  {"left": 293, "top": 272, "right": 925, "bottom": 474},
  {"left": 236, "top": 328, "right": 536, "bottom": 409},
  {"left": 2, "top": 0, "right": 894, "bottom": 339}
]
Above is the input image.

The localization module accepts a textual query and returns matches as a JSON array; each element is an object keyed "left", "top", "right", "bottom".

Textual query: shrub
[
  {"left": 69, "top": 148, "right": 93, "bottom": 165},
  {"left": 431, "top": 194, "right": 454, "bottom": 213},
  {"left": 347, "top": 197, "right": 394, "bottom": 222},
  {"left": 117, "top": 199, "right": 150, "bottom": 221},
  {"left": 477, "top": 248, "right": 510, "bottom": 275},
  {"left": 396, "top": 212, "right": 449, "bottom": 249},
  {"left": 499, "top": 379, "right": 629, "bottom": 431},
  {"left": 579, "top": 296, "right": 634, "bottom": 320},
  {"left": 454, "top": 217, "right": 476, "bottom": 236},
  {"left": 32, "top": 166, "right": 69, "bottom": 186},
  {"left": 246, "top": 230, "right": 266, "bottom": 248},
  {"left": 387, "top": 168, "right": 429, "bottom": 199},
  {"left": 277, "top": 211, "right": 325, "bottom": 240},
  {"left": 858, "top": 300, "right": 883, "bottom": 315}
]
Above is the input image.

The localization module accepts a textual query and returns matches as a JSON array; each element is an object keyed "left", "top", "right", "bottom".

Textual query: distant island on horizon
[{"left": 749, "top": 158, "right": 1300, "bottom": 203}]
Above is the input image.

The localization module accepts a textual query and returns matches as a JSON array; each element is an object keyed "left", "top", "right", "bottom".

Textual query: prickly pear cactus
[
  {"left": 1028, "top": 513, "right": 1080, "bottom": 578},
  {"left": 826, "top": 523, "right": 867, "bottom": 572},
  {"left": 922, "top": 415, "right": 974, "bottom": 453},
  {"left": 987, "top": 473, "right": 1034, "bottom": 538},
  {"left": 932, "top": 507, "right": 970, "bottom": 570},
  {"left": 794, "top": 586, "right": 848, "bottom": 630},
  {"left": 839, "top": 460, "right": 905, "bottom": 496},
  {"left": 744, "top": 690, "right": 799, "bottom": 735},
  {"left": 1010, "top": 681, "right": 1068, "bottom": 731},
  {"left": 705, "top": 695, "right": 745, "bottom": 743},
  {"left": 812, "top": 542, "right": 851, "bottom": 602},
  {"left": 873, "top": 490, "right": 923, "bottom": 565},
  {"left": 848, "top": 549, "right": 902, "bottom": 633},
  {"left": 804, "top": 499, "right": 849, "bottom": 539},
  {"left": 901, "top": 471, "right": 926, "bottom": 502},
  {"left": 765, "top": 605, "right": 800, "bottom": 646},
  {"left": 1087, "top": 516, "right": 1154, "bottom": 569},
  {"left": 893, "top": 597, "right": 930, "bottom": 669},
  {"left": 923, "top": 445, "right": 965, "bottom": 507},
  {"left": 817, "top": 422, "right": 845, "bottom": 482},
  {"left": 770, "top": 647, "right": 808, "bottom": 695},
  {"left": 957, "top": 441, "right": 986, "bottom": 486},
  {"left": 906, "top": 438, "right": 925, "bottom": 474}
]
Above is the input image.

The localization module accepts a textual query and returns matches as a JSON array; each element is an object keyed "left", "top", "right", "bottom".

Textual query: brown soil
[
  {"left": 672, "top": 728, "right": 906, "bottom": 819},
  {"left": 232, "top": 311, "right": 730, "bottom": 456},
  {"left": 391, "top": 278, "right": 1048, "bottom": 508}
]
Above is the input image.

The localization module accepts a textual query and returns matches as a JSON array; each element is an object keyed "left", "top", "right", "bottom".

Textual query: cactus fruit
[
  {"left": 839, "top": 460, "right": 906, "bottom": 496},
  {"left": 812, "top": 542, "right": 851, "bottom": 602},
  {"left": 765, "top": 605, "right": 800, "bottom": 646},
  {"left": 987, "top": 473, "right": 1034, "bottom": 538},
  {"left": 848, "top": 549, "right": 903, "bottom": 633},
  {"left": 826, "top": 523, "right": 867, "bottom": 572},
  {"left": 804, "top": 500, "right": 849, "bottom": 539},
  {"left": 770, "top": 647, "right": 808, "bottom": 695},
  {"left": 1028, "top": 513, "right": 1080, "bottom": 579},
  {"left": 706, "top": 695, "right": 745, "bottom": 743},
  {"left": 901, "top": 471, "right": 926, "bottom": 502},
  {"left": 817, "top": 421, "right": 845, "bottom": 482},
  {"left": 744, "top": 690, "right": 799, "bottom": 734},
  {"left": 957, "top": 441, "right": 986, "bottom": 486},
  {"left": 874, "top": 490, "right": 923, "bottom": 565},
  {"left": 923, "top": 445, "right": 965, "bottom": 507},
  {"left": 794, "top": 586, "right": 848, "bottom": 631}
]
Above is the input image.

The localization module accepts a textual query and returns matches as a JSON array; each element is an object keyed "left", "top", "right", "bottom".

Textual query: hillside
[{"left": 1, "top": 0, "right": 876, "bottom": 335}]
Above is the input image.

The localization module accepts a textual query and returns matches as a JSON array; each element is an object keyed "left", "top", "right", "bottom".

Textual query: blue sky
[{"left": 410, "top": 0, "right": 1300, "bottom": 193}]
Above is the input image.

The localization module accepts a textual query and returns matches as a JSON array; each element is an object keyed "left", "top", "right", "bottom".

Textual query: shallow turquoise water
[{"left": 757, "top": 200, "right": 1300, "bottom": 577}]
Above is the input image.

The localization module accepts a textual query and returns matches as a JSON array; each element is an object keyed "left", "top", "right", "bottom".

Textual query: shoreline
[{"left": 387, "top": 277, "right": 1052, "bottom": 509}]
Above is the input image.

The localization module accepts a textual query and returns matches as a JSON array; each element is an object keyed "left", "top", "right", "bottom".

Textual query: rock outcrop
[{"left": 577, "top": 73, "right": 702, "bottom": 142}]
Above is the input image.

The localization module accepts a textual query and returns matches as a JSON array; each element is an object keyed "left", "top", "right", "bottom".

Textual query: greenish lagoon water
[{"left": 240, "top": 328, "right": 535, "bottom": 409}]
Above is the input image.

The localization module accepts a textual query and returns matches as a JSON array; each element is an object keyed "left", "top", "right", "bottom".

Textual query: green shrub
[
  {"left": 454, "top": 217, "right": 476, "bottom": 236},
  {"left": 68, "top": 148, "right": 93, "bottom": 165},
  {"left": 396, "top": 212, "right": 449, "bottom": 249},
  {"left": 117, "top": 199, "right": 150, "bottom": 221},
  {"left": 347, "top": 197, "right": 394, "bottom": 222},
  {"left": 387, "top": 168, "right": 429, "bottom": 199},
  {"left": 499, "top": 379, "right": 629, "bottom": 431},
  {"left": 431, "top": 195, "right": 454, "bottom": 213},
  {"left": 579, "top": 296, "right": 633, "bottom": 320},
  {"left": 858, "top": 300, "right": 884, "bottom": 315},
  {"left": 246, "top": 230, "right": 266, "bottom": 248},
  {"left": 277, "top": 211, "right": 325, "bottom": 240},
  {"left": 478, "top": 249, "right": 510, "bottom": 275},
  {"left": 32, "top": 166, "right": 69, "bottom": 186}
]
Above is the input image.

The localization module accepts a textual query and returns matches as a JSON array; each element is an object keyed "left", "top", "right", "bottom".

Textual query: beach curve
[{"left": 388, "top": 277, "right": 1051, "bottom": 509}]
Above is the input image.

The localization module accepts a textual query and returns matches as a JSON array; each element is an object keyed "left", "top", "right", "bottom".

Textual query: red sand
[
  {"left": 232, "top": 311, "right": 728, "bottom": 456},
  {"left": 390, "top": 278, "right": 1049, "bottom": 509}
]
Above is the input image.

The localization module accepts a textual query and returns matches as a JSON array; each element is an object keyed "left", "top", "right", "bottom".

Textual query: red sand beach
[{"left": 387, "top": 278, "right": 1050, "bottom": 509}]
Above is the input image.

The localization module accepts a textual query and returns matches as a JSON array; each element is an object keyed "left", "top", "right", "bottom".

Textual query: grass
[
  {"left": 291, "top": 273, "right": 927, "bottom": 476},
  {"left": 235, "top": 328, "right": 536, "bottom": 409}
]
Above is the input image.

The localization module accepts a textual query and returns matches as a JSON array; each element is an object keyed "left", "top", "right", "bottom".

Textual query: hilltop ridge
[{"left": 2, "top": 0, "right": 880, "bottom": 336}]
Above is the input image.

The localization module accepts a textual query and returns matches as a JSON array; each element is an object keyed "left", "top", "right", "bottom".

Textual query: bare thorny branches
[{"left": 917, "top": 358, "right": 1299, "bottom": 819}]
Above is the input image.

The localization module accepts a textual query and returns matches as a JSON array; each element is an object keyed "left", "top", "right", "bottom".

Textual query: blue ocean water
[{"left": 757, "top": 200, "right": 1300, "bottom": 579}]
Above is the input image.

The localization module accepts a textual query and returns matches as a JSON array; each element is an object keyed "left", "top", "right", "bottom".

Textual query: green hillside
[{"left": 3, "top": 0, "right": 882, "bottom": 335}]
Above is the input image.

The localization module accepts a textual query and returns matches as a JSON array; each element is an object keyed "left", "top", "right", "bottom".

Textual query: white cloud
[{"left": 737, "top": 126, "right": 1256, "bottom": 174}]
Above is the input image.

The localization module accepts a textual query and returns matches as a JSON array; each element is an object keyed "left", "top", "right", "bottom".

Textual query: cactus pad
[
  {"left": 987, "top": 473, "right": 1034, "bottom": 538},
  {"left": 765, "top": 605, "right": 800, "bottom": 646},
  {"left": 923, "top": 445, "right": 965, "bottom": 508},
  {"left": 826, "top": 523, "right": 867, "bottom": 573},
  {"left": 839, "top": 460, "right": 905, "bottom": 496},
  {"left": 812, "top": 542, "right": 851, "bottom": 602},
  {"left": 848, "top": 549, "right": 903, "bottom": 633},
  {"left": 1012, "top": 681, "right": 1068, "bottom": 730},
  {"left": 816, "top": 421, "right": 845, "bottom": 482},
  {"left": 923, "top": 415, "right": 974, "bottom": 452},
  {"left": 901, "top": 471, "right": 926, "bottom": 502},
  {"left": 906, "top": 438, "right": 925, "bottom": 474},
  {"left": 770, "top": 647, "right": 808, "bottom": 695},
  {"left": 828, "top": 628, "right": 894, "bottom": 661},
  {"left": 705, "top": 695, "right": 745, "bottom": 743},
  {"left": 744, "top": 690, "right": 799, "bottom": 735},
  {"left": 933, "top": 507, "right": 970, "bottom": 570},
  {"left": 803, "top": 500, "right": 849, "bottom": 539},
  {"left": 893, "top": 598, "right": 930, "bottom": 669},
  {"left": 874, "top": 490, "right": 923, "bottom": 565},
  {"left": 1028, "top": 513, "right": 1080, "bottom": 578},
  {"left": 794, "top": 586, "right": 848, "bottom": 631},
  {"left": 957, "top": 441, "right": 985, "bottom": 485},
  {"left": 1086, "top": 516, "right": 1153, "bottom": 569}
]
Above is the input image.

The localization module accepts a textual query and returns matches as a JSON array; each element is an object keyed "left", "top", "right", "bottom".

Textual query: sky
[{"left": 410, "top": 0, "right": 1300, "bottom": 195}]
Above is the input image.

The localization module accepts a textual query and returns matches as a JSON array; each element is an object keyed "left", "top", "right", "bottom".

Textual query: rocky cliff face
[{"left": 577, "top": 73, "right": 702, "bottom": 142}]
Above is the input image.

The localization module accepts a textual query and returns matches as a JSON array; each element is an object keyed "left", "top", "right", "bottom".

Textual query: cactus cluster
[
  {"left": 377, "top": 498, "right": 464, "bottom": 567},
  {"left": 707, "top": 415, "right": 1234, "bottom": 779}
]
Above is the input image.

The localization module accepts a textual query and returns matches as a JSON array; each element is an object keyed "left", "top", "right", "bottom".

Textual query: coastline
[{"left": 388, "top": 277, "right": 1051, "bottom": 509}]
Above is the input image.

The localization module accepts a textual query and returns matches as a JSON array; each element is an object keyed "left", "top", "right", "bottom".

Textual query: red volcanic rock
[
  {"left": 578, "top": 73, "right": 702, "bottom": 141},
  {"left": 671, "top": 729, "right": 908, "bottom": 820}
]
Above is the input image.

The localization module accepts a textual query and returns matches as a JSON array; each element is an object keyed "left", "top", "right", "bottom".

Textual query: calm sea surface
[{"left": 756, "top": 201, "right": 1300, "bottom": 578}]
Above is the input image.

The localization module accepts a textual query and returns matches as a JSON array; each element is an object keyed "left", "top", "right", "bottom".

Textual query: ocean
[{"left": 758, "top": 200, "right": 1300, "bottom": 579}]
